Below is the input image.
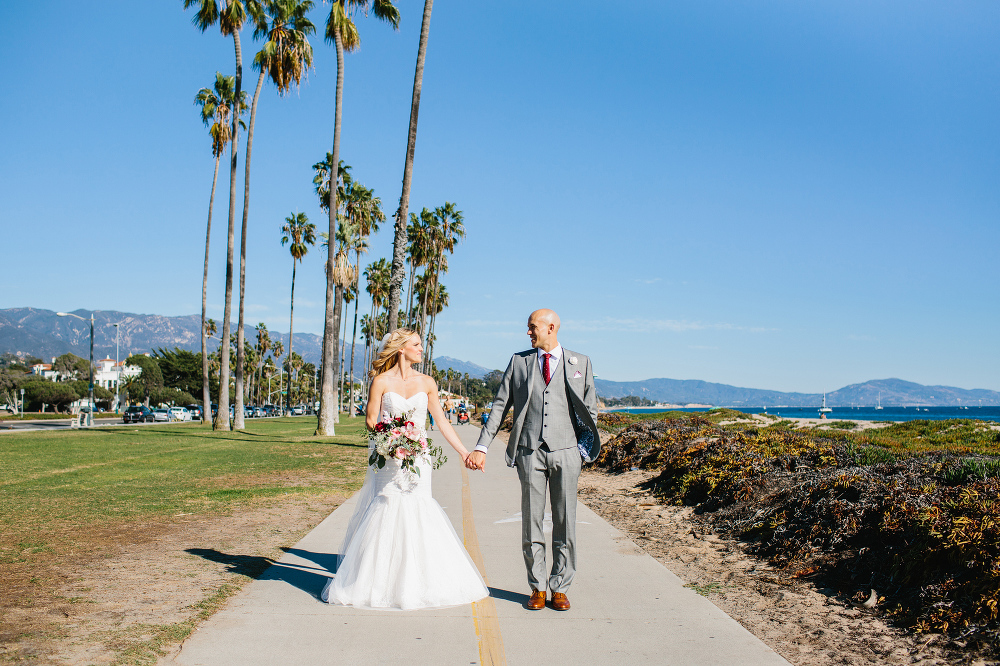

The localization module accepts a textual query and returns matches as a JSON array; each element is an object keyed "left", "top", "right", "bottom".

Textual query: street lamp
[
  {"left": 56, "top": 311, "right": 95, "bottom": 426},
  {"left": 113, "top": 322, "right": 121, "bottom": 413}
]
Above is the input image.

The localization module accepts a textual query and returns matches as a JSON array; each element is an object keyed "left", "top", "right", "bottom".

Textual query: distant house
[
  {"left": 31, "top": 360, "right": 60, "bottom": 381},
  {"left": 95, "top": 358, "right": 140, "bottom": 390}
]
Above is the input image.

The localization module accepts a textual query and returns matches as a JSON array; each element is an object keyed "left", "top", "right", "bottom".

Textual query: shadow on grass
[{"left": 186, "top": 547, "right": 338, "bottom": 600}]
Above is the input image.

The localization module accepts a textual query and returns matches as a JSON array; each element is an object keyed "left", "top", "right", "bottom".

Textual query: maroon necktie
[{"left": 543, "top": 353, "right": 552, "bottom": 385}]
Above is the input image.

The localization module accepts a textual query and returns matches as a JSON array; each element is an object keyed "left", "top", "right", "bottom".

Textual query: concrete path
[{"left": 167, "top": 425, "right": 790, "bottom": 665}]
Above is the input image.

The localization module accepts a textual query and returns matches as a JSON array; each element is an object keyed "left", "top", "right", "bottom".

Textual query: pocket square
[{"left": 573, "top": 371, "right": 583, "bottom": 378}]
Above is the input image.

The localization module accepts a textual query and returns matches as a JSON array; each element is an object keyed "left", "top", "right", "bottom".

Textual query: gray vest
[{"left": 519, "top": 354, "right": 576, "bottom": 451}]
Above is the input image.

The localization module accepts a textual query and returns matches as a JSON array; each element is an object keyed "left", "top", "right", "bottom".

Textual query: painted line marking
[{"left": 462, "top": 465, "right": 507, "bottom": 666}]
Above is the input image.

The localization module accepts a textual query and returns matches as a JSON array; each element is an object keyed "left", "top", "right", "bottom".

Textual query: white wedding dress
[{"left": 321, "top": 391, "right": 489, "bottom": 610}]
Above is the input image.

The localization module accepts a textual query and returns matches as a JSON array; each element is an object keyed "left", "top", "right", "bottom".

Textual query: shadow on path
[
  {"left": 186, "top": 548, "right": 337, "bottom": 600},
  {"left": 488, "top": 587, "right": 531, "bottom": 607}
]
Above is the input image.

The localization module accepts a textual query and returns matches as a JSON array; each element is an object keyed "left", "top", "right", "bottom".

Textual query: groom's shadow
[
  {"left": 185, "top": 547, "right": 339, "bottom": 600},
  {"left": 487, "top": 587, "right": 531, "bottom": 607}
]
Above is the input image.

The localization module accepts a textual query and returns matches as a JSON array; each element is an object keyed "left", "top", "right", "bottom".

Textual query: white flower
[{"left": 568, "top": 356, "right": 578, "bottom": 365}]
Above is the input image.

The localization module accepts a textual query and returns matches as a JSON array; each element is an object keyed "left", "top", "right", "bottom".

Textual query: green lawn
[{"left": 0, "top": 417, "right": 369, "bottom": 564}]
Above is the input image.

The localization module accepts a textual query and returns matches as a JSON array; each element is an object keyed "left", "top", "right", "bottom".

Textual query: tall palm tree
[
  {"left": 281, "top": 212, "right": 316, "bottom": 414},
  {"left": 387, "top": 0, "right": 434, "bottom": 333},
  {"left": 318, "top": 0, "right": 400, "bottom": 437},
  {"left": 405, "top": 208, "right": 433, "bottom": 327},
  {"left": 341, "top": 179, "right": 383, "bottom": 415},
  {"left": 233, "top": 0, "right": 315, "bottom": 429},
  {"left": 425, "top": 281, "right": 448, "bottom": 373},
  {"left": 424, "top": 202, "right": 463, "bottom": 369},
  {"left": 194, "top": 73, "right": 246, "bottom": 425},
  {"left": 184, "top": 0, "right": 254, "bottom": 431}
]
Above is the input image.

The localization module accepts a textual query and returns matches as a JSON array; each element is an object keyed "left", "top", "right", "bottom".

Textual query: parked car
[
  {"left": 168, "top": 406, "right": 191, "bottom": 421},
  {"left": 253, "top": 406, "right": 265, "bottom": 418},
  {"left": 291, "top": 405, "right": 304, "bottom": 416},
  {"left": 185, "top": 404, "right": 203, "bottom": 420},
  {"left": 152, "top": 408, "right": 170, "bottom": 422},
  {"left": 123, "top": 405, "right": 154, "bottom": 423}
]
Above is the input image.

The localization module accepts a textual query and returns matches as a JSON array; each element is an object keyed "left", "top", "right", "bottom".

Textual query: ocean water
[{"left": 608, "top": 406, "right": 1000, "bottom": 423}]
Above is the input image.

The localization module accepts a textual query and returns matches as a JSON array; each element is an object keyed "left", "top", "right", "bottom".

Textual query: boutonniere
[{"left": 568, "top": 356, "right": 578, "bottom": 365}]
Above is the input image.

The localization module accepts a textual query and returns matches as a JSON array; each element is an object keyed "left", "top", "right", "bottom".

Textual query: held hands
[{"left": 466, "top": 450, "right": 487, "bottom": 472}]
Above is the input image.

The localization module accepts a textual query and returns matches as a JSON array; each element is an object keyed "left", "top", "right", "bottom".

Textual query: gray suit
[{"left": 476, "top": 347, "right": 601, "bottom": 593}]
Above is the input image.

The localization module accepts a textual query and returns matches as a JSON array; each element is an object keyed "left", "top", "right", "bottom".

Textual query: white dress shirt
[{"left": 474, "top": 345, "right": 563, "bottom": 455}]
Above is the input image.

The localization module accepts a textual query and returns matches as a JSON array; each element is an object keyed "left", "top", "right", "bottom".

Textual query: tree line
[{"left": 184, "top": 0, "right": 456, "bottom": 434}]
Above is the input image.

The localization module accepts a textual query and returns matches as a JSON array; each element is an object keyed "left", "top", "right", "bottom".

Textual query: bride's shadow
[
  {"left": 186, "top": 548, "right": 532, "bottom": 607},
  {"left": 186, "top": 547, "right": 339, "bottom": 600}
]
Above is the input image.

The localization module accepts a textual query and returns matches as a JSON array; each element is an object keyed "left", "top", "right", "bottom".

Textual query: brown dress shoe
[
  {"left": 527, "top": 590, "right": 546, "bottom": 610},
  {"left": 550, "top": 592, "right": 570, "bottom": 611}
]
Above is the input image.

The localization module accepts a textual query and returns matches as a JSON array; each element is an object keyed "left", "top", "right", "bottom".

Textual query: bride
[{"left": 321, "top": 328, "right": 490, "bottom": 610}]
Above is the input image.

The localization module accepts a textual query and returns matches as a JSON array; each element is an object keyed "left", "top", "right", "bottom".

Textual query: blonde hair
[{"left": 370, "top": 328, "right": 419, "bottom": 379}]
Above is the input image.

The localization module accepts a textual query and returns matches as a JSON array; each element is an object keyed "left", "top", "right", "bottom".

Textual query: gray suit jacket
[{"left": 475, "top": 348, "right": 601, "bottom": 467}]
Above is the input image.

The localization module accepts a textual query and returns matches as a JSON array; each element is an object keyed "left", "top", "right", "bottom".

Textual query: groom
[{"left": 466, "top": 309, "right": 601, "bottom": 611}]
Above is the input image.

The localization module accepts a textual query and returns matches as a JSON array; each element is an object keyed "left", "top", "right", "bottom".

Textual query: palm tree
[
  {"left": 359, "top": 312, "right": 374, "bottom": 379},
  {"left": 233, "top": 0, "right": 316, "bottom": 429},
  {"left": 341, "top": 179, "right": 383, "bottom": 415},
  {"left": 425, "top": 281, "right": 448, "bottom": 373},
  {"left": 194, "top": 73, "right": 246, "bottom": 425},
  {"left": 317, "top": 0, "right": 400, "bottom": 437},
  {"left": 184, "top": 0, "right": 255, "bottom": 431},
  {"left": 387, "top": 0, "right": 434, "bottom": 333},
  {"left": 281, "top": 212, "right": 316, "bottom": 414},
  {"left": 424, "top": 202, "right": 463, "bottom": 369},
  {"left": 254, "top": 322, "right": 271, "bottom": 405},
  {"left": 405, "top": 208, "right": 433, "bottom": 327}
]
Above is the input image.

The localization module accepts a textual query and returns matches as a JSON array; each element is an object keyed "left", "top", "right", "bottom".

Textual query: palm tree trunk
[
  {"left": 215, "top": 29, "right": 243, "bottom": 432},
  {"left": 388, "top": 0, "right": 434, "bottom": 333},
  {"left": 288, "top": 259, "right": 296, "bottom": 415},
  {"left": 348, "top": 277, "right": 359, "bottom": 418},
  {"left": 405, "top": 260, "right": 415, "bottom": 326},
  {"left": 317, "top": 31, "right": 344, "bottom": 436},
  {"left": 338, "top": 295, "right": 348, "bottom": 413},
  {"left": 233, "top": 70, "right": 265, "bottom": 430},
  {"left": 201, "top": 151, "right": 220, "bottom": 425}
]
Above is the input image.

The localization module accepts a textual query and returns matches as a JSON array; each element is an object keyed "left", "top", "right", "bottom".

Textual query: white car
[
  {"left": 291, "top": 405, "right": 304, "bottom": 416},
  {"left": 168, "top": 406, "right": 191, "bottom": 422},
  {"left": 152, "top": 408, "right": 170, "bottom": 422}
]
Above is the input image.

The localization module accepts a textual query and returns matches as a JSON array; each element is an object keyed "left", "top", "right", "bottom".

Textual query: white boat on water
[
  {"left": 875, "top": 392, "right": 883, "bottom": 410},
  {"left": 819, "top": 393, "right": 833, "bottom": 414}
]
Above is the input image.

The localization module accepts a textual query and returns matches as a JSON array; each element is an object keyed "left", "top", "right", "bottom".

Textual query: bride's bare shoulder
[{"left": 414, "top": 373, "right": 437, "bottom": 392}]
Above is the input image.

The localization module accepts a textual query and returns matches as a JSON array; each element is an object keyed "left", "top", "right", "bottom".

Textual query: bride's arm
[
  {"left": 425, "top": 383, "right": 470, "bottom": 463},
  {"left": 366, "top": 377, "right": 384, "bottom": 430}
]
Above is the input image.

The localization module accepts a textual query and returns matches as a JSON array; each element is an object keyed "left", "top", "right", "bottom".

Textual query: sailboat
[
  {"left": 818, "top": 393, "right": 833, "bottom": 415},
  {"left": 875, "top": 392, "right": 883, "bottom": 410}
]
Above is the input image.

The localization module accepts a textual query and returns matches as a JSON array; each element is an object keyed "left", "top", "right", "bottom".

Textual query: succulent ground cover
[{"left": 594, "top": 411, "right": 1000, "bottom": 654}]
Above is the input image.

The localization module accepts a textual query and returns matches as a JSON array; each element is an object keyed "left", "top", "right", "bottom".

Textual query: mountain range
[
  {"left": 593, "top": 376, "right": 1000, "bottom": 408},
  {"left": 2, "top": 308, "right": 996, "bottom": 406}
]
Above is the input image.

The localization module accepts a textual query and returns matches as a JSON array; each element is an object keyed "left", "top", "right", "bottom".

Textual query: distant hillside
[
  {"left": 0, "top": 307, "right": 366, "bottom": 373},
  {"left": 594, "top": 377, "right": 1000, "bottom": 407},
  {"left": 433, "top": 356, "right": 493, "bottom": 379}
]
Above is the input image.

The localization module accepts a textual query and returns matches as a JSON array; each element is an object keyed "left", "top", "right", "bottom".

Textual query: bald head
[{"left": 527, "top": 309, "right": 560, "bottom": 351}]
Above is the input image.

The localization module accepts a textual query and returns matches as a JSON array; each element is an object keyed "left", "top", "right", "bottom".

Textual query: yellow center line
[{"left": 462, "top": 465, "right": 507, "bottom": 666}]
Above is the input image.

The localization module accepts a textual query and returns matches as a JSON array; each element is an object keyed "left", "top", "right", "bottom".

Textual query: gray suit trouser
[{"left": 515, "top": 442, "right": 582, "bottom": 593}]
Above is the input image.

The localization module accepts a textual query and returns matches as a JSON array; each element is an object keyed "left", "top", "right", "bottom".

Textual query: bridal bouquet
[{"left": 368, "top": 412, "right": 446, "bottom": 477}]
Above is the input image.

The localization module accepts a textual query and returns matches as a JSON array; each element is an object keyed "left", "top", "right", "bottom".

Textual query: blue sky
[{"left": 1, "top": 1, "right": 998, "bottom": 392}]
